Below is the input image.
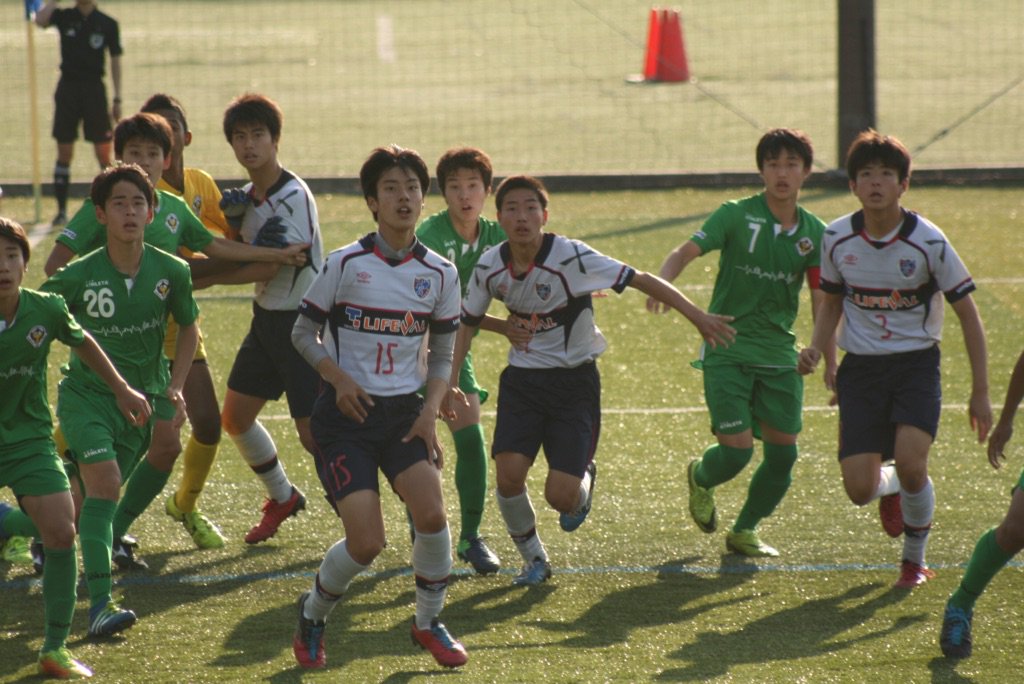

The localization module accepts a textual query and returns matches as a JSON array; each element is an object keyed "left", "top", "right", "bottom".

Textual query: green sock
[
  {"left": 41, "top": 544, "right": 77, "bottom": 652},
  {"left": 0, "top": 506, "right": 39, "bottom": 537},
  {"left": 80, "top": 497, "right": 116, "bottom": 613},
  {"left": 112, "top": 458, "right": 170, "bottom": 539},
  {"left": 734, "top": 443, "right": 798, "bottom": 532},
  {"left": 694, "top": 443, "right": 753, "bottom": 489},
  {"left": 453, "top": 424, "right": 488, "bottom": 542},
  {"left": 950, "top": 528, "right": 1015, "bottom": 611}
]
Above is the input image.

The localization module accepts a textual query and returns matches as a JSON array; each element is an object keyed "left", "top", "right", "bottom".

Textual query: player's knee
[
  {"left": 346, "top": 536, "right": 386, "bottom": 565},
  {"left": 220, "top": 410, "right": 247, "bottom": 436},
  {"left": 411, "top": 507, "right": 447, "bottom": 535},
  {"left": 996, "top": 518, "right": 1024, "bottom": 554},
  {"left": 42, "top": 522, "right": 76, "bottom": 550},
  {"left": 190, "top": 413, "right": 222, "bottom": 445},
  {"left": 844, "top": 483, "right": 875, "bottom": 507},
  {"left": 543, "top": 485, "right": 578, "bottom": 514}
]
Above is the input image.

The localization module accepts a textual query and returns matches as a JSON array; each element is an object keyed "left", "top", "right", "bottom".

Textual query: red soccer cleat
[
  {"left": 410, "top": 618, "right": 468, "bottom": 668},
  {"left": 894, "top": 560, "right": 935, "bottom": 588},
  {"left": 879, "top": 493, "right": 903, "bottom": 538},
  {"left": 245, "top": 487, "right": 305, "bottom": 544}
]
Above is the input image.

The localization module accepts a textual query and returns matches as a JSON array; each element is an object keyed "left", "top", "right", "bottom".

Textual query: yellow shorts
[{"left": 163, "top": 318, "right": 208, "bottom": 362}]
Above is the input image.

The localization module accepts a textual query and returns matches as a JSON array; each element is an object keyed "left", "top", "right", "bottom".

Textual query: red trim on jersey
[{"left": 805, "top": 266, "right": 821, "bottom": 289}]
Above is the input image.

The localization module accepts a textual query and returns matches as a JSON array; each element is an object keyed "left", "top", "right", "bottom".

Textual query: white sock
[
  {"left": 571, "top": 469, "right": 592, "bottom": 514},
  {"left": 900, "top": 477, "right": 934, "bottom": 565},
  {"left": 412, "top": 526, "right": 452, "bottom": 630},
  {"left": 496, "top": 488, "right": 546, "bottom": 563},
  {"left": 230, "top": 421, "right": 293, "bottom": 502},
  {"left": 305, "top": 540, "right": 367, "bottom": 622},
  {"left": 872, "top": 463, "right": 900, "bottom": 501}
]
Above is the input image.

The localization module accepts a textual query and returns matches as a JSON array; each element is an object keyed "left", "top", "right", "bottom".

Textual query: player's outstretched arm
[
  {"left": 988, "top": 349, "right": 1024, "bottom": 468},
  {"left": 647, "top": 240, "right": 701, "bottom": 313},
  {"left": 204, "top": 235, "right": 308, "bottom": 266},
  {"left": 630, "top": 270, "right": 735, "bottom": 349},
  {"left": 952, "top": 294, "right": 992, "bottom": 444},
  {"left": 72, "top": 331, "right": 151, "bottom": 427}
]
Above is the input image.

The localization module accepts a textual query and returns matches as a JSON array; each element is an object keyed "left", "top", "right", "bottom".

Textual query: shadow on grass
[
  {"left": 528, "top": 555, "right": 755, "bottom": 649},
  {"left": 927, "top": 656, "right": 979, "bottom": 683},
  {"left": 655, "top": 581, "right": 923, "bottom": 681}
]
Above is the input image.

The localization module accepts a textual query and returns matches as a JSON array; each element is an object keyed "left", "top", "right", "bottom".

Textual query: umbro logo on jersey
[
  {"left": 154, "top": 279, "right": 170, "bottom": 300},
  {"left": 165, "top": 213, "right": 180, "bottom": 234},
  {"left": 356, "top": 271, "right": 372, "bottom": 284},
  {"left": 414, "top": 277, "right": 431, "bottom": 298},
  {"left": 26, "top": 325, "right": 48, "bottom": 348},
  {"left": 843, "top": 254, "right": 858, "bottom": 265}
]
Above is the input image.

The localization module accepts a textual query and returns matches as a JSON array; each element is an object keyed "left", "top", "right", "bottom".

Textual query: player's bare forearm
[
  {"left": 318, "top": 358, "right": 373, "bottom": 422},
  {"left": 205, "top": 236, "right": 308, "bottom": 265},
  {"left": 953, "top": 295, "right": 992, "bottom": 441},
  {"left": 450, "top": 324, "right": 476, "bottom": 386},
  {"left": 631, "top": 271, "right": 735, "bottom": 348},
  {"left": 186, "top": 255, "right": 245, "bottom": 288},
  {"left": 44, "top": 243, "right": 76, "bottom": 278},
  {"left": 35, "top": 1, "right": 58, "bottom": 27},
  {"left": 170, "top": 323, "right": 199, "bottom": 396},
  {"left": 810, "top": 288, "right": 839, "bottom": 385},
  {"left": 648, "top": 240, "right": 700, "bottom": 313},
  {"left": 799, "top": 292, "right": 843, "bottom": 375},
  {"left": 110, "top": 56, "right": 122, "bottom": 116}
]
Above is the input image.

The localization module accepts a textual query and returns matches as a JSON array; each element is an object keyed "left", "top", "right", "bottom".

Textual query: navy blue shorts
[
  {"left": 835, "top": 345, "right": 942, "bottom": 460},
  {"left": 492, "top": 363, "right": 600, "bottom": 478},
  {"left": 310, "top": 388, "right": 429, "bottom": 505},
  {"left": 227, "top": 303, "right": 320, "bottom": 418}
]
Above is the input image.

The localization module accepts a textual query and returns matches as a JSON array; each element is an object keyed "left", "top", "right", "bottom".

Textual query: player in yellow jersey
[{"left": 139, "top": 93, "right": 231, "bottom": 550}]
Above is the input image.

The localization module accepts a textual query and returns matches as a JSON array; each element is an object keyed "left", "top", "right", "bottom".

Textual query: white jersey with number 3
[
  {"left": 462, "top": 233, "right": 635, "bottom": 369},
  {"left": 820, "top": 209, "right": 975, "bottom": 355}
]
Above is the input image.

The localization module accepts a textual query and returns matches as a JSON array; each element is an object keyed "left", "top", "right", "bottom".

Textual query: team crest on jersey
[
  {"left": 413, "top": 277, "right": 431, "bottom": 298},
  {"left": 535, "top": 283, "right": 551, "bottom": 301},
  {"left": 89, "top": 33, "right": 105, "bottom": 50},
  {"left": 165, "top": 213, "right": 180, "bottom": 234},
  {"left": 899, "top": 258, "right": 917, "bottom": 278},
  {"left": 154, "top": 279, "right": 170, "bottom": 300},
  {"left": 26, "top": 325, "right": 48, "bottom": 348},
  {"left": 796, "top": 237, "right": 814, "bottom": 256},
  {"left": 192, "top": 196, "right": 202, "bottom": 214}
]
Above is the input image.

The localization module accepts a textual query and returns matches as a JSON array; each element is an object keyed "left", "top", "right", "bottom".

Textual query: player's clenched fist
[{"left": 797, "top": 346, "right": 821, "bottom": 375}]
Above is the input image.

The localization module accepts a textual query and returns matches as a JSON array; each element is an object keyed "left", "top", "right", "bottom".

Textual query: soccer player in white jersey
[
  {"left": 289, "top": 146, "right": 466, "bottom": 670},
  {"left": 799, "top": 130, "right": 991, "bottom": 588},
  {"left": 451, "top": 175, "right": 736, "bottom": 586},
  {"left": 218, "top": 93, "right": 325, "bottom": 544}
]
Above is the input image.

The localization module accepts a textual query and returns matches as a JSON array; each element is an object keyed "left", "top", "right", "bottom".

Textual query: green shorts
[
  {"left": 57, "top": 380, "right": 164, "bottom": 481},
  {"left": 457, "top": 350, "right": 489, "bottom": 403},
  {"left": 702, "top": 363, "right": 803, "bottom": 437},
  {"left": 0, "top": 439, "right": 71, "bottom": 498}
]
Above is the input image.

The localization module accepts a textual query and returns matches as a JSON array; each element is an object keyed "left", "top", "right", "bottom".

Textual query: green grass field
[{"left": 2, "top": 184, "right": 1024, "bottom": 683}]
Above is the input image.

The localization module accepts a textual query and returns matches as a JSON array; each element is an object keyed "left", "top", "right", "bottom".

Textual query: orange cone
[
  {"left": 641, "top": 8, "right": 663, "bottom": 81},
  {"left": 654, "top": 9, "right": 689, "bottom": 82}
]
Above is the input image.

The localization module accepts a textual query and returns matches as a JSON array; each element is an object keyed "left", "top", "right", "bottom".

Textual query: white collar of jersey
[{"left": 772, "top": 222, "right": 799, "bottom": 238}]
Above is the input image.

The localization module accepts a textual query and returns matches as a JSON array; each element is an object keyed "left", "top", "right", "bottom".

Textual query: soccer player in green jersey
[
  {"left": 415, "top": 147, "right": 509, "bottom": 574},
  {"left": 940, "top": 348, "right": 1024, "bottom": 658},
  {"left": 0, "top": 216, "right": 150, "bottom": 678},
  {"left": 39, "top": 112, "right": 308, "bottom": 569},
  {"left": 40, "top": 163, "right": 201, "bottom": 638},
  {"left": 649, "top": 128, "right": 831, "bottom": 557}
]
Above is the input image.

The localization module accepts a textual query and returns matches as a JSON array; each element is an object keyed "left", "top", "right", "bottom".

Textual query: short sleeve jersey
[
  {"left": 48, "top": 6, "right": 122, "bottom": 80},
  {"left": 297, "top": 233, "right": 460, "bottom": 396},
  {"left": 416, "top": 210, "right": 507, "bottom": 296},
  {"left": 58, "top": 191, "right": 215, "bottom": 257},
  {"left": 41, "top": 245, "right": 199, "bottom": 396},
  {"left": 462, "top": 232, "right": 635, "bottom": 369},
  {"left": 157, "top": 168, "right": 234, "bottom": 247},
  {"left": 237, "top": 170, "right": 324, "bottom": 310},
  {"left": 0, "top": 289, "right": 85, "bottom": 449},
  {"left": 820, "top": 209, "right": 976, "bottom": 355},
  {"left": 690, "top": 193, "right": 825, "bottom": 367}
]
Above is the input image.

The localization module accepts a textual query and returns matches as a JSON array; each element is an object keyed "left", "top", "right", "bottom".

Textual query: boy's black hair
[
  {"left": 436, "top": 147, "right": 494, "bottom": 191},
  {"left": 141, "top": 92, "right": 189, "bottom": 133},
  {"left": 223, "top": 93, "right": 284, "bottom": 143},
  {"left": 845, "top": 129, "right": 912, "bottom": 183},
  {"left": 359, "top": 145, "right": 431, "bottom": 220},
  {"left": 91, "top": 163, "right": 155, "bottom": 210},
  {"left": 0, "top": 216, "right": 30, "bottom": 263},
  {"left": 495, "top": 175, "right": 549, "bottom": 212},
  {"left": 755, "top": 128, "right": 814, "bottom": 171},
  {"left": 114, "top": 112, "right": 173, "bottom": 158}
]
